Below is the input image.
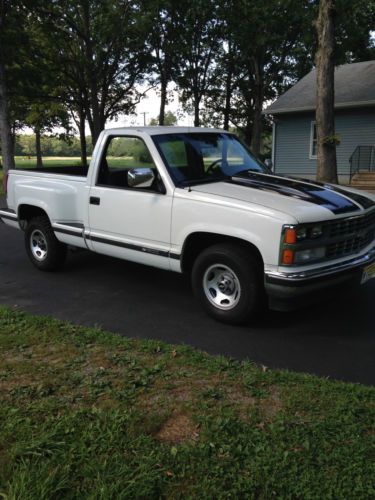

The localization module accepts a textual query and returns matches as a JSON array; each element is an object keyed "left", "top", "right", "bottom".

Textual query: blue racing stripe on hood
[
  {"left": 230, "top": 172, "right": 364, "bottom": 215},
  {"left": 288, "top": 176, "right": 375, "bottom": 210}
]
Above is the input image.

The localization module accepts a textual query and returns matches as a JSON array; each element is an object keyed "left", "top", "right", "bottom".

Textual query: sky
[
  {"left": 22, "top": 85, "right": 194, "bottom": 135},
  {"left": 106, "top": 85, "right": 194, "bottom": 129}
]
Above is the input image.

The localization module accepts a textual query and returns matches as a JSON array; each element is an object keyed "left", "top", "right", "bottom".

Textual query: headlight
[
  {"left": 296, "top": 227, "right": 307, "bottom": 240},
  {"left": 294, "top": 247, "right": 326, "bottom": 263},
  {"left": 309, "top": 225, "right": 323, "bottom": 238},
  {"left": 281, "top": 224, "right": 326, "bottom": 265}
]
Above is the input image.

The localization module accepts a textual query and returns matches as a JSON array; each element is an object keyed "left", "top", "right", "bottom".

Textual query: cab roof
[{"left": 102, "top": 126, "right": 230, "bottom": 136}]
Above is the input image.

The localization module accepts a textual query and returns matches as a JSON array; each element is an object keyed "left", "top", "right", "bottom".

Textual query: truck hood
[{"left": 190, "top": 171, "right": 375, "bottom": 223}]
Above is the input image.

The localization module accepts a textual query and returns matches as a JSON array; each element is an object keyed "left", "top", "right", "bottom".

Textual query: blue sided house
[{"left": 264, "top": 60, "right": 375, "bottom": 187}]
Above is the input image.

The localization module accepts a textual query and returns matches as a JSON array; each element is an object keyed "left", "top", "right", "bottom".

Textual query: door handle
[{"left": 90, "top": 196, "right": 100, "bottom": 206}]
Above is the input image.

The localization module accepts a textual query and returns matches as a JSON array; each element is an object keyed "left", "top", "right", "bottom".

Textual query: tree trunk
[
  {"left": 250, "top": 61, "right": 264, "bottom": 158},
  {"left": 82, "top": 2, "right": 101, "bottom": 145},
  {"left": 0, "top": 60, "right": 15, "bottom": 175},
  {"left": 193, "top": 92, "right": 200, "bottom": 127},
  {"left": 223, "top": 69, "right": 232, "bottom": 131},
  {"left": 244, "top": 120, "right": 252, "bottom": 146},
  {"left": 223, "top": 41, "right": 233, "bottom": 131},
  {"left": 35, "top": 128, "right": 43, "bottom": 168},
  {"left": 250, "top": 100, "right": 262, "bottom": 158},
  {"left": 78, "top": 107, "right": 87, "bottom": 167},
  {"left": 159, "top": 78, "right": 168, "bottom": 126},
  {"left": 316, "top": 0, "right": 338, "bottom": 184}
]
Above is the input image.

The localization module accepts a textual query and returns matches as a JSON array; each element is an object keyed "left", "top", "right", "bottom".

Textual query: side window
[{"left": 97, "top": 136, "right": 157, "bottom": 189}]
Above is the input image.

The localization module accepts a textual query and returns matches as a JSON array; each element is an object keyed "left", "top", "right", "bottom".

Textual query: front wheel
[
  {"left": 25, "top": 216, "right": 67, "bottom": 271},
  {"left": 191, "top": 243, "right": 264, "bottom": 325}
]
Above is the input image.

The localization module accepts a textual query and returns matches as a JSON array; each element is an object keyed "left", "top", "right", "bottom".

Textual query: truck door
[{"left": 88, "top": 134, "right": 173, "bottom": 270}]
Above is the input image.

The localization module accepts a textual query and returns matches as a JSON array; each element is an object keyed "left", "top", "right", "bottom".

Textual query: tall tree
[
  {"left": 144, "top": 0, "right": 179, "bottom": 126},
  {"left": 38, "top": 0, "right": 150, "bottom": 145},
  {"left": 25, "top": 101, "right": 70, "bottom": 168},
  {"left": 176, "top": 0, "right": 223, "bottom": 127},
  {"left": 316, "top": 0, "right": 338, "bottom": 183},
  {"left": 202, "top": 0, "right": 242, "bottom": 131},
  {"left": 202, "top": 0, "right": 316, "bottom": 154},
  {"left": 0, "top": 0, "right": 16, "bottom": 174},
  {"left": 232, "top": 0, "right": 315, "bottom": 154}
]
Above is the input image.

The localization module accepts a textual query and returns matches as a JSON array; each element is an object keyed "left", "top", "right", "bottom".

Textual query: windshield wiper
[
  {"left": 177, "top": 176, "right": 230, "bottom": 188},
  {"left": 233, "top": 168, "right": 268, "bottom": 178}
]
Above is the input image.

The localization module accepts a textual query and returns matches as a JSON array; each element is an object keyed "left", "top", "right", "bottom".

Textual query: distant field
[{"left": 15, "top": 157, "right": 87, "bottom": 168}]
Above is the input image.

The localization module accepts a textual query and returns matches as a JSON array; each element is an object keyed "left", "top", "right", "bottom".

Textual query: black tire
[
  {"left": 191, "top": 243, "right": 264, "bottom": 325},
  {"left": 25, "top": 216, "right": 67, "bottom": 271}
]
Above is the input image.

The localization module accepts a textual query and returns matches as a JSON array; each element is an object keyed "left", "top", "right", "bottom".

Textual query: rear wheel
[
  {"left": 191, "top": 243, "right": 264, "bottom": 324},
  {"left": 25, "top": 216, "right": 67, "bottom": 271}
]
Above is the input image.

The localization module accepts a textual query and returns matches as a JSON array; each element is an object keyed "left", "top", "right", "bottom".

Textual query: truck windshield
[{"left": 152, "top": 133, "right": 267, "bottom": 186}]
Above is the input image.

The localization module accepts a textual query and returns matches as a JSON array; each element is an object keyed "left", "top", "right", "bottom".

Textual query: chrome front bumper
[
  {"left": 265, "top": 245, "right": 375, "bottom": 283},
  {"left": 264, "top": 246, "right": 375, "bottom": 311}
]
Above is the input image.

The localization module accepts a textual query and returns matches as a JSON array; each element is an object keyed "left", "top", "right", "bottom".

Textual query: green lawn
[
  {"left": 0, "top": 307, "right": 374, "bottom": 499},
  {"left": 14, "top": 156, "right": 85, "bottom": 169}
]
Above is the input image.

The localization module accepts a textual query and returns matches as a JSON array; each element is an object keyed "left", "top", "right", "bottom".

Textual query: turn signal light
[
  {"left": 282, "top": 249, "right": 294, "bottom": 265},
  {"left": 284, "top": 228, "right": 297, "bottom": 244}
]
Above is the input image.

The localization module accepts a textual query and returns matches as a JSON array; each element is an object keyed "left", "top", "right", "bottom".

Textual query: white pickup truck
[{"left": 1, "top": 127, "right": 375, "bottom": 324}]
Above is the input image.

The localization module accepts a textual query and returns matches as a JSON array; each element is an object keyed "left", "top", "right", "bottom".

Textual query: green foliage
[
  {"left": 14, "top": 135, "right": 93, "bottom": 158},
  {"left": 0, "top": 307, "right": 374, "bottom": 499},
  {"left": 34, "top": 0, "right": 151, "bottom": 142},
  {"left": 335, "top": 0, "right": 375, "bottom": 62},
  {"left": 107, "top": 137, "right": 153, "bottom": 163},
  {"left": 322, "top": 134, "right": 342, "bottom": 146},
  {"left": 174, "top": 0, "right": 224, "bottom": 126},
  {"left": 149, "top": 111, "right": 177, "bottom": 126},
  {"left": 1, "top": 0, "right": 374, "bottom": 165}
]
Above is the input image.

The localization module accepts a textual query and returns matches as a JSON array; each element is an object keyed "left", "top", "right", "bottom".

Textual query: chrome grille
[
  {"left": 328, "top": 209, "right": 375, "bottom": 238},
  {"left": 325, "top": 209, "right": 375, "bottom": 259}
]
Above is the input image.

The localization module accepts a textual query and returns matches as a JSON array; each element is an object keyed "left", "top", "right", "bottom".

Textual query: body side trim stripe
[
  {"left": 88, "top": 234, "right": 180, "bottom": 260},
  {"left": 53, "top": 227, "right": 84, "bottom": 237},
  {"left": 53, "top": 226, "right": 180, "bottom": 260},
  {"left": 0, "top": 214, "right": 19, "bottom": 221},
  {"left": 88, "top": 234, "right": 170, "bottom": 257},
  {"left": 0, "top": 208, "right": 18, "bottom": 221}
]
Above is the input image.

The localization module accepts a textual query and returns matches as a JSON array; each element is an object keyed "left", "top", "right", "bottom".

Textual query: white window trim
[{"left": 309, "top": 121, "right": 317, "bottom": 159}]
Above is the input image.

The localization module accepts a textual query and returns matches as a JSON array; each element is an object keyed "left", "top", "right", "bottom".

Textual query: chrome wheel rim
[
  {"left": 30, "top": 229, "right": 48, "bottom": 261},
  {"left": 203, "top": 264, "right": 241, "bottom": 310}
]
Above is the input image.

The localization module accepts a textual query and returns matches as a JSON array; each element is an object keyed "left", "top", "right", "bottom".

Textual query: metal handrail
[{"left": 349, "top": 145, "right": 375, "bottom": 183}]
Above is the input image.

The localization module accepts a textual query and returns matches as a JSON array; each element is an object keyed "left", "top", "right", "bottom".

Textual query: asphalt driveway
[{"left": 0, "top": 216, "right": 374, "bottom": 386}]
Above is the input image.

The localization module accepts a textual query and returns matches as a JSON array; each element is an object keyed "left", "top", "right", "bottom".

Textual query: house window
[{"left": 310, "top": 121, "right": 317, "bottom": 159}]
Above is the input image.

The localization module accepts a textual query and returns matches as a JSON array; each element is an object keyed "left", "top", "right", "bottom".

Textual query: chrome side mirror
[{"left": 128, "top": 168, "right": 155, "bottom": 188}]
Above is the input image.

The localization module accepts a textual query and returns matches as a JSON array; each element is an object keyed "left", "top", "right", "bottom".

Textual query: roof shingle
[{"left": 264, "top": 60, "right": 375, "bottom": 115}]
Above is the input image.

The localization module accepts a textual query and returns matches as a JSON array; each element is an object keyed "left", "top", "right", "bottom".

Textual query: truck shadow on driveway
[
  {"left": 1, "top": 228, "right": 374, "bottom": 385},
  {"left": 67, "top": 249, "right": 374, "bottom": 338}
]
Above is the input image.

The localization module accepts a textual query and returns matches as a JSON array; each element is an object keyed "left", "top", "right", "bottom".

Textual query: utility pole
[{"left": 140, "top": 112, "right": 149, "bottom": 126}]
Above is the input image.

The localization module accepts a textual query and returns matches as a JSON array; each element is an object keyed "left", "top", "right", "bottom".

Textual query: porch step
[{"left": 351, "top": 172, "right": 375, "bottom": 190}]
